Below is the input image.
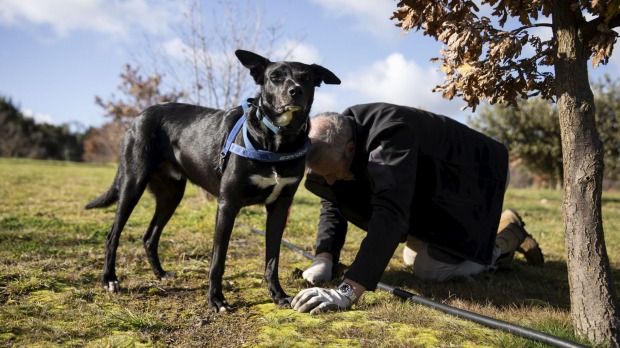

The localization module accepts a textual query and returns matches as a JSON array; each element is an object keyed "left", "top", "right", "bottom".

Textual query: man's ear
[
  {"left": 345, "top": 141, "right": 355, "bottom": 157},
  {"left": 235, "top": 50, "right": 271, "bottom": 85},
  {"left": 311, "top": 64, "right": 341, "bottom": 87}
]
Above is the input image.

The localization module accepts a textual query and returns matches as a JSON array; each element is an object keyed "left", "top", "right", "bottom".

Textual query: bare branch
[{"left": 503, "top": 22, "right": 553, "bottom": 36}]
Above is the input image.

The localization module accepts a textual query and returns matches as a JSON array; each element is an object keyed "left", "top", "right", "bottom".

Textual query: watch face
[
  {"left": 337, "top": 283, "right": 357, "bottom": 302},
  {"left": 338, "top": 283, "right": 352, "bottom": 294},
  {"left": 338, "top": 283, "right": 355, "bottom": 300}
]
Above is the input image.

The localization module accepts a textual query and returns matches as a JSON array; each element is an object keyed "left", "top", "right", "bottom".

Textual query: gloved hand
[
  {"left": 292, "top": 287, "right": 351, "bottom": 314},
  {"left": 302, "top": 256, "right": 333, "bottom": 284}
]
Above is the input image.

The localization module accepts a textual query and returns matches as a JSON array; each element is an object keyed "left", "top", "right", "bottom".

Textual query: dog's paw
[
  {"left": 274, "top": 296, "right": 293, "bottom": 308},
  {"left": 211, "top": 300, "right": 233, "bottom": 313},
  {"left": 209, "top": 295, "right": 233, "bottom": 313},
  {"left": 159, "top": 271, "right": 176, "bottom": 280},
  {"left": 104, "top": 281, "right": 120, "bottom": 293}
]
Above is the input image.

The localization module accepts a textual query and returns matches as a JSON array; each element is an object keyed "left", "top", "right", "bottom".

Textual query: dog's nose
[{"left": 288, "top": 86, "right": 303, "bottom": 96}]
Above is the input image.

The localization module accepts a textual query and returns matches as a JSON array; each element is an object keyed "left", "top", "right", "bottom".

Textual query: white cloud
[
  {"left": 0, "top": 0, "right": 180, "bottom": 39},
  {"left": 341, "top": 53, "right": 467, "bottom": 117},
  {"left": 22, "top": 108, "right": 54, "bottom": 124},
  {"left": 274, "top": 41, "right": 323, "bottom": 64},
  {"left": 160, "top": 37, "right": 191, "bottom": 62},
  {"left": 157, "top": 38, "right": 324, "bottom": 75},
  {"left": 309, "top": 0, "right": 398, "bottom": 38},
  {"left": 158, "top": 37, "right": 235, "bottom": 72},
  {"left": 311, "top": 91, "right": 339, "bottom": 115}
]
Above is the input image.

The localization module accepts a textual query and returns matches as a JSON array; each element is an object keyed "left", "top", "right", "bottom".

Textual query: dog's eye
[{"left": 270, "top": 74, "right": 284, "bottom": 82}]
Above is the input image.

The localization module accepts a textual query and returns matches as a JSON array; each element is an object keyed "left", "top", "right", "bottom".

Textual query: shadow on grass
[
  {"left": 130, "top": 284, "right": 277, "bottom": 312},
  {"left": 381, "top": 258, "right": 620, "bottom": 311},
  {"left": 602, "top": 195, "right": 620, "bottom": 204}
]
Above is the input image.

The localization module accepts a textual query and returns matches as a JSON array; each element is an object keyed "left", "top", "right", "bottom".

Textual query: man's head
[{"left": 307, "top": 112, "right": 355, "bottom": 185}]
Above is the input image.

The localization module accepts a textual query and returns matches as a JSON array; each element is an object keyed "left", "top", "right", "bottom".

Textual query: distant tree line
[{"left": 0, "top": 96, "right": 84, "bottom": 161}]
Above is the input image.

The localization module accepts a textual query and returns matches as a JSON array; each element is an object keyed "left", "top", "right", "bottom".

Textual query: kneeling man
[{"left": 292, "top": 103, "right": 543, "bottom": 314}]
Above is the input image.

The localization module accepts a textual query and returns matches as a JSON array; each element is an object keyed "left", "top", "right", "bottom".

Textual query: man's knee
[{"left": 410, "top": 244, "right": 464, "bottom": 282}]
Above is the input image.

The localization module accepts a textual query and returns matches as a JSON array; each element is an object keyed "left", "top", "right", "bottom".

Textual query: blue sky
[{"left": 1, "top": 0, "right": 619, "bottom": 129}]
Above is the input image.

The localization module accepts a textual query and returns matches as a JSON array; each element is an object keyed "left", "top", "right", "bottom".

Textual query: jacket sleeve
[
  {"left": 304, "top": 172, "right": 349, "bottom": 264},
  {"left": 345, "top": 123, "right": 419, "bottom": 290},
  {"left": 315, "top": 199, "right": 348, "bottom": 265}
]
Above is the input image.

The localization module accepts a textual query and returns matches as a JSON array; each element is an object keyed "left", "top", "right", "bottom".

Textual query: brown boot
[
  {"left": 496, "top": 209, "right": 544, "bottom": 266},
  {"left": 498, "top": 208, "right": 525, "bottom": 232},
  {"left": 495, "top": 223, "right": 525, "bottom": 266},
  {"left": 517, "top": 236, "right": 544, "bottom": 266}
]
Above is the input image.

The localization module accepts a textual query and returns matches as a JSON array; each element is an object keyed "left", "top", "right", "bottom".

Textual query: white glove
[
  {"left": 292, "top": 287, "right": 351, "bottom": 314},
  {"left": 302, "top": 256, "right": 333, "bottom": 284}
]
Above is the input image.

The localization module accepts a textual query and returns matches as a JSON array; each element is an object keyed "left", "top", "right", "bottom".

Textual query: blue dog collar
[
  {"left": 255, "top": 98, "right": 283, "bottom": 135},
  {"left": 219, "top": 98, "right": 311, "bottom": 172}
]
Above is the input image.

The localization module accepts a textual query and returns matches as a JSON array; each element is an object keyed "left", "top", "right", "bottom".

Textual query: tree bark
[{"left": 552, "top": 1, "right": 620, "bottom": 346}]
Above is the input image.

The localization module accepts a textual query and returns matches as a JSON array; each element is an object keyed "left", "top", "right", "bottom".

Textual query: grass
[{"left": 0, "top": 157, "right": 618, "bottom": 347}]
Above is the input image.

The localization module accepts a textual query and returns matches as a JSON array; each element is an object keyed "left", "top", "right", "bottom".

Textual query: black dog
[{"left": 85, "top": 50, "right": 340, "bottom": 312}]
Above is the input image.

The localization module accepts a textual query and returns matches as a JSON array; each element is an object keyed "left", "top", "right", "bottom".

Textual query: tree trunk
[{"left": 552, "top": 1, "right": 620, "bottom": 346}]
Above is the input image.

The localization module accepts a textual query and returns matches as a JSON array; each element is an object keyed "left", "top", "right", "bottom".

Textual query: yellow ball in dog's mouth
[{"left": 277, "top": 106, "right": 302, "bottom": 126}]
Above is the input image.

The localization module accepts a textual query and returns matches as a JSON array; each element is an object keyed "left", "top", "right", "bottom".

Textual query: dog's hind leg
[
  {"left": 208, "top": 199, "right": 241, "bottom": 312},
  {"left": 143, "top": 172, "right": 187, "bottom": 280},
  {"left": 101, "top": 134, "right": 157, "bottom": 293},
  {"left": 102, "top": 175, "right": 150, "bottom": 293}
]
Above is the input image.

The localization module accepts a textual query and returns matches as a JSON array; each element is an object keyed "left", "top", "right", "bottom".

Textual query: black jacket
[{"left": 305, "top": 103, "right": 509, "bottom": 290}]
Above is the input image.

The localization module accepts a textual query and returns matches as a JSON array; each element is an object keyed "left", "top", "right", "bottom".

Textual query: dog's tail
[{"left": 85, "top": 173, "right": 120, "bottom": 210}]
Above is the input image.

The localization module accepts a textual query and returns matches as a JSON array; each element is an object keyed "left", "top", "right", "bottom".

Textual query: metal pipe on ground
[{"left": 244, "top": 225, "right": 586, "bottom": 348}]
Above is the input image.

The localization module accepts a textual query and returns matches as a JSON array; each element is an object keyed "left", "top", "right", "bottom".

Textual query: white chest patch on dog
[{"left": 249, "top": 170, "right": 300, "bottom": 204}]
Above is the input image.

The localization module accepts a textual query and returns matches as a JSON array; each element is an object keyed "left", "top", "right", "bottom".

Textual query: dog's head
[{"left": 235, "top": 50, "right": 340, "bottom": 130}]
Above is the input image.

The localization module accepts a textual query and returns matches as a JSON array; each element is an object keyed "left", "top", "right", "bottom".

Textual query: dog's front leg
[
  {"left": 264, "top": 195, "right": 295, "bottom": 308},
  {"left": 208, "top": 199, "right": 240, "bottom": 313}
]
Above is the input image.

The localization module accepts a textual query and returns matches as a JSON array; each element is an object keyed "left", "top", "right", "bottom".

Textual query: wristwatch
[{"left": 337, "top": 282, "right": 358, "bottom": 303}]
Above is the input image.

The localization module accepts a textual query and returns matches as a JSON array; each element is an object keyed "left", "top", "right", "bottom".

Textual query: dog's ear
[
  {"left": 311, "top": 64, "right": 341, "bottom": 87},
  {"left": 235, "top": 50, "right": 271, "bottom": 85}
]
